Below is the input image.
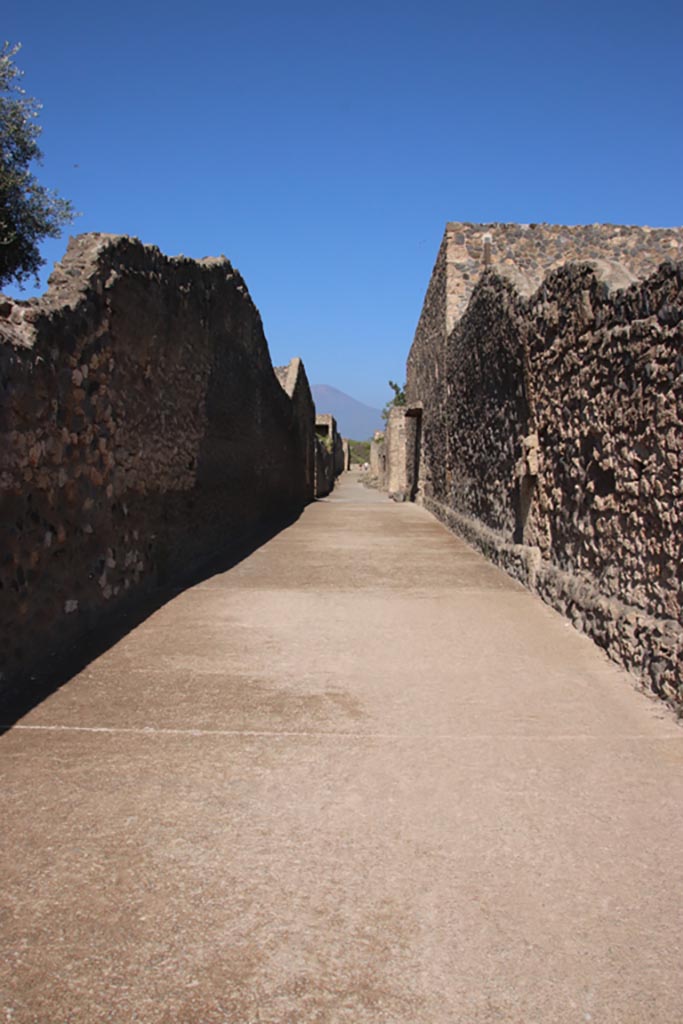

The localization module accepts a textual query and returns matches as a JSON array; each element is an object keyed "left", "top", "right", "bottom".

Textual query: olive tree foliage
[
  {"left": 381, "top": 380, "right": 406, "bottom": 422},
  {"left": 0, "top": 42, "right": 75, "bottom": 289}
]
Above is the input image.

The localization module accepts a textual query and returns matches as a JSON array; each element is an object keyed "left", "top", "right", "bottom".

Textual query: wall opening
[{"left": 406, "top": 406, "right": 423, "bottom": 502}]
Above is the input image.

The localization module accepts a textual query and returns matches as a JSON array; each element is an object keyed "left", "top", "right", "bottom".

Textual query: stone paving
[{"left": 1, "top": 471, "right": 682, "bottom": 1023}]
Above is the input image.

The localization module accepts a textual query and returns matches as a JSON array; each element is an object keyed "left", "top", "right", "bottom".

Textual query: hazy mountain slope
[{"left": 312, "top": 385, "right": 382, "bottom": 440}]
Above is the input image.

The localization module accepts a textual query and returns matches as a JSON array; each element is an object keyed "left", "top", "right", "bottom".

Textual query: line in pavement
[{"left": 2, "top": 723, "right": 672, "bottom": 740}]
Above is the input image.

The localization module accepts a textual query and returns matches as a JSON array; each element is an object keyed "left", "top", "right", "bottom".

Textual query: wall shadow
[{"left": 0, "top": 508, "right": 302, "bottom": 734}]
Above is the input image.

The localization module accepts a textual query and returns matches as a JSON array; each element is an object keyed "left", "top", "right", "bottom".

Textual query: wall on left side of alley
[
  {"left": 0, "top": 233, "right": 316, "bottom": 695},
  {"left": 314, "top": 413, "right": 344, "bottom": 497}
]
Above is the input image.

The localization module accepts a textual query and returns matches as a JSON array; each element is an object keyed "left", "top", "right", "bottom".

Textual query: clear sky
[{"left": 4, "top": 0, "right": 682, "bottom": 408}]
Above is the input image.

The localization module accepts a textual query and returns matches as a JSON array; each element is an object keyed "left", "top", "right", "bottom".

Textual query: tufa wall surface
[
  {"left": 274, "top": 357, "right": 316, "bottom": 498},
  {"left": 369, "top": 431, "right": 386, "bottom": 489},
  {"left": 1, "top": 233, "right": 316, "bottom": 693},
  {"left": 341, "top": 438, "right": 351, "bottom": 472},
  {"left": 314, "top": 413, "right": 344, "bottom": 497},
  {"left": 406, "top": 223, "right": 683, "bottom": 705},
  {"left": 384, "top": 406, "right": 421, "bottom": 501},
  {"left": 435, "top": 221, "right": 683, "bottom": 330}
]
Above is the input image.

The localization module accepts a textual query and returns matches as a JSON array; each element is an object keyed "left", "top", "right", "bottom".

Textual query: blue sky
[{"left": 4, "top": 0, "right": 682, "bottom": 408}]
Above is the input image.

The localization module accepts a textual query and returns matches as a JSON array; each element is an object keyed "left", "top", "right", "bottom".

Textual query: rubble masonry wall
[
  {"left": 407, "top": 224, "right": 683, "bottom": 704},
  {"left": 1, "top": 234, "right": 315, "bottom": 693}
]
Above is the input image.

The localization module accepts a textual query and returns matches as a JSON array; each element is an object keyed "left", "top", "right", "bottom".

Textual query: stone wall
[
  {"left": 384, "top": 406, "right": 421, "bottom": 501},
  {"left": 369, "top": 431, "right": 386, "bottom": 489},
  {"left": 314, "top": 413, "right": 344, "bottom": 497},
  {"left": 406, "top": 223, "right": 683, "bottom": 706},
  {"left": 0, "top": 233, "right": 316, "bottom": 694},
  {"left": 435, "top": 221, "right": 683, "bottom": 330},
  {"left": 274, "top": 357, "right": 316, "bottom": 497},
  {"left": 408, "top": 236, "right": 449, "bottom": 502}
]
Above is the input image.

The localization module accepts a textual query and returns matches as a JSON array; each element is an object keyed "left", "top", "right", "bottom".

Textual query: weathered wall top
[
  {"left": 405, "top": 219, "right": 683, "bottom": 706},
  {"left": 275, "top": 357, "right": 308, "bottom": 399},
  {"left": 0, "top": 232, "right": 317, "bottom": 693},
  {"left": 442, "top": 222, "right": 683, "bottom": 331},
  {"left": 0, "top": 233, "right": 258, "bottom": 351},
  {"left": 315, "top": 413, "right": 338, "bottom": 435}
]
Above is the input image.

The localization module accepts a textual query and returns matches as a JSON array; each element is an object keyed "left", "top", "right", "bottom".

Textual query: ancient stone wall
[
  {"left": 274, "top": 357, "right": 316, "bottom": 498},
  {"left": 314, "top": 439, "right": 332, "bottom": 498},
  {"left": 527, "top": 263, "right": 682, "bottom": 702},
  {"left": 384, "top": 406, "right": 421, "bottom": 501},
  {"left": 314, "top": 413, "right": 343, "bottom": 497},
  {"left": 439, "top": 221, "right": 683, "bottom": 328},
  {"left": 342, "top": 438, "right": 351, "bottom": 472},
  {"left": 407, "top": 236, "right": 449, "bottom": 502},
  {"left": 0, "top": 233, "right": 316, "bottom": 694},
  {"left": 369, "top": 432, "right": 386, "bottom": 489},
  {"left": 406, "top": 223, "right": 683, "bottom": 706}
]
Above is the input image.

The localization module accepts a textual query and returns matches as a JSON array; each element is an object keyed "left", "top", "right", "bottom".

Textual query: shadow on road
[{"left": 0, "top": 509, "right": 302, "bottom": 735}]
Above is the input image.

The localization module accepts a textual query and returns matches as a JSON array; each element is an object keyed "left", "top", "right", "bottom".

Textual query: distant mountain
[{"left": 312, "top": 385, "right": 383, "bottom": 441}]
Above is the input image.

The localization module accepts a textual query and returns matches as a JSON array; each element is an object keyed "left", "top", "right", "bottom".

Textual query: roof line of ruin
[
  {"left": 439, "top": 221, "right": 683, "bottom": 330},
  {"left": 1, "top": 232, "right": 254, "bottom": 312},
  {"left": 0, "top": 233, "right": 260, "bottom": 352}
]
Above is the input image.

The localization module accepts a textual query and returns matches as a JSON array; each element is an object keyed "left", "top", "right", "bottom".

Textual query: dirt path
[{"left": 1, "top": 471, "right": 681, "bottom": 1024}]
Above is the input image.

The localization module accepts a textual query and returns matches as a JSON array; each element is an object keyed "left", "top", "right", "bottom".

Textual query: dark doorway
[{"left": 405, "top": 406, "right": 423, "bottom": 501}]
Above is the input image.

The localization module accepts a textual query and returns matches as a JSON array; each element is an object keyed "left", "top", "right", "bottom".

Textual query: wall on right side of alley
[{"left": 404, "top": 223, "right": 683, "bottom": 706}]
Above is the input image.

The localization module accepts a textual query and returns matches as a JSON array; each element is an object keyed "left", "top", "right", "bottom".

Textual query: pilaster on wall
[
  {"left": 384, "top": 406, "right": 422, "bottom": 501},
  {"left": 369, "top": 432, "right": 386, "bottom": 489}
]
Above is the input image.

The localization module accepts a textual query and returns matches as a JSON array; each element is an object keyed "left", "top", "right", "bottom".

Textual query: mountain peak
[{"left": 311, "top": 385, "right": 382, "bottom": 441}]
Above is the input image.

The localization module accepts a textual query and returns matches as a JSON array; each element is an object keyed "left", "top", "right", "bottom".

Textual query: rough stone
[
  {"left": 0, "top": 233, "right": 317, "bottom": 695},
  {"left": 313, "top": 413, "right": 344, "bottom": 497},
  {"left": 404, "top": 223, "right": 683, "bottom": 706}
]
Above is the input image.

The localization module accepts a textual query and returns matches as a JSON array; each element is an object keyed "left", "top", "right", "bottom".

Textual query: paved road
[{"left": 1, "top": 471, "right": 682, "bottom": 1024}]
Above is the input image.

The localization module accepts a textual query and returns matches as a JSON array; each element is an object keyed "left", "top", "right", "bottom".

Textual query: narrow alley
[{"left": 1, "top": 472, "right": 681, "bottom": 1024}]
